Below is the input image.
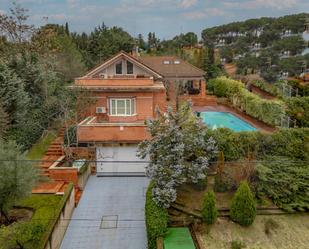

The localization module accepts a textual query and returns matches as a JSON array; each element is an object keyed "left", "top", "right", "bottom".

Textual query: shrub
[
  {"left": 202, "top": 190, "right": 218, "bottom": 224},
  {"left": 230, "top": 181, "right": 256, "bottom": 226},
  {"left": 209, "top": 77, "right": 285, "bottom": 126},
  {"left": 145, "top": 182, "right": 169, "bottom": 249},
  {"left": 256, "top": 156, "right": 309, "bottom": 212},
  {"left": 286, "top": 97, "right": 309, "bottom": 127},
  {"left": 231, "top": 240, "right": 246, "bottom": 249}
]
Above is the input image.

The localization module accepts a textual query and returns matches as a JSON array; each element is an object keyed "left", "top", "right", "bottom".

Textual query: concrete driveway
[{"left": 60, "top": 176, "right": 149, "bottom": 249}]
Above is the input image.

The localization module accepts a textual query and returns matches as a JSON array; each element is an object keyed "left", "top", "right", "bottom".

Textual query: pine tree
[
  {"left": 230, "top": 181, "right": 256, "bottom": 226},
  {"left": 202, "top": 190, "right": 218, "bottom": 224}
]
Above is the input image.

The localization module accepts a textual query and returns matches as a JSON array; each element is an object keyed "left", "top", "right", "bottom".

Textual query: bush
[
  {"left": 145, "top": 182, "right": 169, "bottom": 249},
  {"left": 286, "top": 97, "right": 309, "bottom": 127},
  {"left": 230, "top": 181, "right": 256, "bottom": 226},
  {"left": 202, "top": 190, "right": 218, "bottom": 224},
  {"left": 209, "top": 77, "right": 285, "bottom": 126},
  {"left": 256, "top": 156, "right": 309, "bottom": 212}
]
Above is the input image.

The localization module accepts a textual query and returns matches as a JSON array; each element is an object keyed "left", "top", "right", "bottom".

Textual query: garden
[{"left": 141, "top": 103, "right": 309, "bottom": 249}]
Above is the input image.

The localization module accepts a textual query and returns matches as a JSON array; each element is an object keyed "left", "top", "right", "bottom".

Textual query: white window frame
[{"left": 109, "top": 98, "right": 136, "bottom": 116}]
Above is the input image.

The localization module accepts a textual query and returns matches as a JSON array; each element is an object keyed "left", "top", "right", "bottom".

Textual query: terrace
[{"left": 77, "top": 116, "right": 149, "bottom": 143}]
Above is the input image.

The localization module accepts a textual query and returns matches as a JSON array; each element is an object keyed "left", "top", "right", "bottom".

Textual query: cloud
[
  {"left": 0, "top": 9, "right": 6, "bottom": 15},
  {"left": 223, "top": 0, "right": 298, "bottom": 10},
  {"left": 183, "top": 8, "right": 226, "bottom": 20},
  {"left": 66, "top": 0, "right": 80, "bottom": 8},
  {"left": 179, "top": 0, "right": 198, "bottom": 9}
]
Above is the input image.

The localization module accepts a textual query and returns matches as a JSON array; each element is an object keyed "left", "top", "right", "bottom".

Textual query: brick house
[{"left": 73, "top": 51, "right": 206, "bottom": 175}]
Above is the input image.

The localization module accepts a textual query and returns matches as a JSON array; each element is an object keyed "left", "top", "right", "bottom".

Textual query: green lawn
[
  {"left": 196, "top": 214, "right": 309, "bottom": 249},
  {"left": 27, "top": 131, "right": 57, "bottom": 160}
]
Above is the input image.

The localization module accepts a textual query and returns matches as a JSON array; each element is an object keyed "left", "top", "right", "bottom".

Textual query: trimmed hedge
[
  {"left": 202, "top": 190, "right": 218, "bottom": 224},
  {"left": 209, "top": 77, "right": 285, "bottom": 126},
  {"left": 230, "top": 181, "right": 256, "bottom": 226},
  {"left": 205, "top": 128, "right": 309, "bottom": 161},
  {"left": 145, "top": 182, "right": 169, "bottom": 249}
]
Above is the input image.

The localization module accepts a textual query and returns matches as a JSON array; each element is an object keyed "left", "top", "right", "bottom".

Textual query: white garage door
[{"left": 96, "top": 145, "right": 149, "bottom": 176}]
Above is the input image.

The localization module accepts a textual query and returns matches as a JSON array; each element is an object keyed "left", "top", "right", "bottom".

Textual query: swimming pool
[{"left": 200, "top": 111, "right": 257, "bottom": 132}]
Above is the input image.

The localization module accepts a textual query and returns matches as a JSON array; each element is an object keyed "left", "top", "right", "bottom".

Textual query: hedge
[
  {"left": 145, "top": 182, "right": 169, "bottom": 249},
  {"left": 0, "top": 183, "right": 73, "bottom": 249},
  {"left": 209, "top": 77, "right": 285, "bottom": 126},
  {"left": 205, "top": 128, "right": 309, "bottom": 161}
]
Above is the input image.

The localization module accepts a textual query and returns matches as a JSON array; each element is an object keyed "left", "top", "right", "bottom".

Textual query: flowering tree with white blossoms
[{"left": 138, "top": 102, "right": 217, "bottom": 208}]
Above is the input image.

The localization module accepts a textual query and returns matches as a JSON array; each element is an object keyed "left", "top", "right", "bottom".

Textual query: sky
[{"left": 0, "top": 0, "right": 309, "bottom": 39}]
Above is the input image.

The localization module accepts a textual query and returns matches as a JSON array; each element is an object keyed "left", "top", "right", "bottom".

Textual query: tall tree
[{"left": 138, "top": 103, "right": 217, "bottom": 208}]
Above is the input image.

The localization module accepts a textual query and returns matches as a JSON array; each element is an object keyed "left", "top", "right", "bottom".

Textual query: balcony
[{"left": 77, "top": 116, "right": 149, "bottom": 143}]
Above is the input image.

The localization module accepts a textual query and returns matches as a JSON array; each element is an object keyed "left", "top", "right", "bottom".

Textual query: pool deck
[{"left": 193, "top": 104, "right": 276, "bottom": 133}]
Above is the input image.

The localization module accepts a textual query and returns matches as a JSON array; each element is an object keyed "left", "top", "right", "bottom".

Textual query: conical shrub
[
  {"left": 230, "top": 181, "right": 256, "bottom": 226},
  {"left": 202, "top": 190, "right": 218, "bottom": 224}
]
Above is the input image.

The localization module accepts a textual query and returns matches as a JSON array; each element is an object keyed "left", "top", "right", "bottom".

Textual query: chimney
[{"left": 132, "top": 46, "right": 140, "bottom": 58}]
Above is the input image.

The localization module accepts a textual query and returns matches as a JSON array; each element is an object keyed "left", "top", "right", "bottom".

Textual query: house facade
[{"left": 73, "top": 51, "right": 206, "bottom": 175}]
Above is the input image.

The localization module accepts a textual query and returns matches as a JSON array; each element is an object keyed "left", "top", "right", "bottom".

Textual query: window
[
  {"left": 109, "top": 98, "right": 136, "bottom": 116},
  {"left": 127, "top": 61, "right": 133, "bottom": 74},
  {"left": 163, "top": 60, "right": 170, "bottom": 64},
  {"left": 115, "top": 62, "right": 122, "bottom": 74},
  {"left": 174, "top": 60, "right": 180, "bottom": 64}
]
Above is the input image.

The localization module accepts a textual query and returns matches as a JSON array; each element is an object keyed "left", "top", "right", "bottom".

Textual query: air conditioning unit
[
  {"left": 96, "top": 107, "right": 106, "bottom": 114},
  {"left": 98, "top": 73, "right": 107, "bottom": 78}
]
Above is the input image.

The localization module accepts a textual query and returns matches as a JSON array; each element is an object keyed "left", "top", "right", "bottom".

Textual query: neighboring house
[{"left": 73, "top": 51, "right": 206, "bottom": 176}]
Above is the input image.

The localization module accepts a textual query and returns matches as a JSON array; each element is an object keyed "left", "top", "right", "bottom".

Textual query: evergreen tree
[
  {"left": 202, "top": 190, "right": 218, "bottom": 224},
  {"left": 138, "top": 103, "right": 217, "bottom": 208},
  {"left": 230, "top": 181, "right": 256, "bottom": 226}
]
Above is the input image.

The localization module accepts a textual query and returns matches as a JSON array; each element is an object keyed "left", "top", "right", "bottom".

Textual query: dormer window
[
  {"left": 127, "top": 61, "right": 133, "bottom": 74},
  {"left": 116, "top": 62, "right": 122, "bottom": 74}
]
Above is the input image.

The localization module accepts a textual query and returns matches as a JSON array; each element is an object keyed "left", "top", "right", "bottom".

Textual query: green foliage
[
  {"left": 286, "top": 97, "right": 309, "bottom": 127},
  {"left": 0, "top": 100, "right": 8, "bottom": 139},
  {"left": 210, "top": 77, "right": 285, "bottom": 126},
  {"left": 205, "top": 128, "right": 309, "bottom": 161},
  {"left": 256, "top": 157, "right": 309, "bottom": 212},
  {"left": 231, "top": 240, "right": 246, "bottom": 249},
  {"left": 230, "top": 181, "right": 256, "bottom": 226},
  {"left": 202, "top": 13, "right": 309, "bottom": 79},
  {"left": 145, "top": 182, "right": 168, "bottom": 249},
  {"left": 0, "top": 140, "right": 38, "bottom": 220},
  {"left": 202, "top": 190, "right": 218, "bottom": 224},
  {"left": 138, "top": 103, "right": 217, "bottom": 207},
  {"left": 0, "top": 193, "right": 64, "bottom": 249},
  {"left": 72, "top": 23, "right": 135, "bottom": 68},
  {"left": 27, "top": 131, "right": 56, "bottom": 160}
]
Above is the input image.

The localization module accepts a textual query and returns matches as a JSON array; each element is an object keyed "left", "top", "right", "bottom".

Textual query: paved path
[{"left": 60, "top": 176, "right": 149, "bottom": 249}]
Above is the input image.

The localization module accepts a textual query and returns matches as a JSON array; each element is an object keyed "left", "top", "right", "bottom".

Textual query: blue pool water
[{"left": 200, "top": 111, "right": 257, "bottom": 132}]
